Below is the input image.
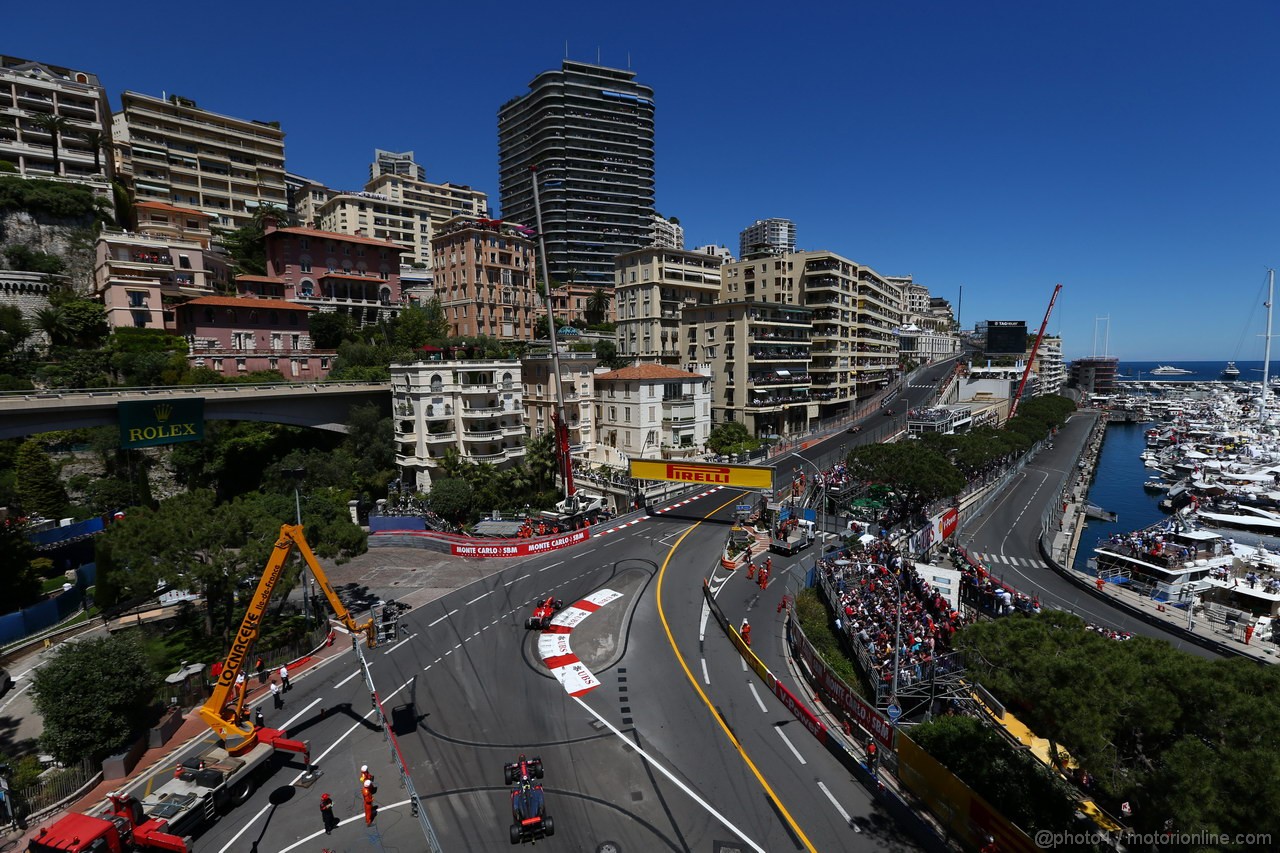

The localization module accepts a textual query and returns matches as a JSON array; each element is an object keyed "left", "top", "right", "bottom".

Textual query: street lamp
[{"left": 283, "top": 468, "right": 309, "bottom": 626}]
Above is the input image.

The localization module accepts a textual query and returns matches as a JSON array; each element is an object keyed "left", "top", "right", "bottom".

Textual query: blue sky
[{"left": 8, "top": 1, "right": 1279, "bottom": 361}]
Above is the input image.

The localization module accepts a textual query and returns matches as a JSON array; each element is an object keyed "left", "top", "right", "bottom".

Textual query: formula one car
[
  {"left": 524, "top": 597, "right": 564, "bottom": 630},
  {"left": 504, "top": 753, "right": 544, "bottom": 785},
  {"left": 510, "top": 779, "right": 553, "bottom": 844}
]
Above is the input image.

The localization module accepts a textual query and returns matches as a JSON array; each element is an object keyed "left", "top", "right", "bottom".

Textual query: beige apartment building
[
  {"left": 94, "top": 201, "right": 230, "bottom": 330},
  {"left": 293, "top": 151, "right": 488, "bottom": 268},
  {"left": 683, "top": 301, "right": 816, "bottom": 439},
  {"left": 614, "top": 247, "right": 723, "bottom": 364},
  {"left": 720, "top": 250, "right": 903, "bottom": 420},
  {"left": 590, "top": 364, "right": 712, "bottom": 467},
  {"left": 522, "top": 352, "right": 598, "bottom": 453},
  {"left": 391, "top": 359, "right": 527, "bottom": 492},
  {"left": 112, "top": 92, "right": 287, "bottom": 230},
  {"left": 0, "top": 55, "right": 113, "bottom": 192},
  {"left": 431, "top": 216, "right": 539, "bottom": 339}
]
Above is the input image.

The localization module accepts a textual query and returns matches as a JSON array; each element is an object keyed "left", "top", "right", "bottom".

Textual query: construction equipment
[
  {"left": 1008, "top": 282, "right": 1063, "bottom": 422},
  {"left": 28, "top": 792, "right": 189, "bottom": 853},
  {"left": 198, "top": 523, "right": 376, "bottom": 755}
]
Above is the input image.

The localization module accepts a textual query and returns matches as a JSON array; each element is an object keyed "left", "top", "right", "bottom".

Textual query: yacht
[
  {"left": 1151, "top": 365, "right": 1194, "bottom": 376},
  {"left": 1222, "top": 362, "right": 1241, "bottom": 379}
]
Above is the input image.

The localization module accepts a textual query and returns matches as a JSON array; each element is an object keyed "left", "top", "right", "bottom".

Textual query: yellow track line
[{"left": 656, "top": 489, "right": 819, "bottom": 853}]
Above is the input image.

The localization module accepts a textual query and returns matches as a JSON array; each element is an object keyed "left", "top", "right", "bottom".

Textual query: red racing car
[{"left": 524, "top": 597, "right": 564, "bottom": 630}]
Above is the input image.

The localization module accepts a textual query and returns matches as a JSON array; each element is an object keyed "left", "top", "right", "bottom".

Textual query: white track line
[
  {"left": 279, "top": 698, "right": 321, "bottom": 730},
  {"left": 276, "top": 799, "right": 412, "bottom": 853},
  {"left": 572, "top": 694, "right": 765, "bottom": 853},
  {"left": 333, "top": 669, "right": 362, "bottom": 689},
  {"left": 748, "top": 681, "right": 768, "bottom": 713},
  {"left": 427, "top": 609, "right": 457, "bottom": 627},
  {"left": 817, "top": 781, "right": 851, "bottom": 823},
  {"left": 216, "top": 804, "right": 272, "bottom": 853},
  {"left": 774, "top": 725, "right": 807, "bottom": 765},
  {"left": 382, "top": 632, "right": 416, "bottom": 654},
  {"left": 504, "top": 574, "right": 532, "bottom": 586},
  {"left": 701, "top": 658, "right": 711, "bottom": 685},
  {"left": 466, "top": 591, "right": 492, "bottom": 605}
]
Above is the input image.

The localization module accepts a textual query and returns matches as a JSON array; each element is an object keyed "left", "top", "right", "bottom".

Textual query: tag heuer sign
[{"left": 119, "top": 399, "right": 205, "bottom": 448}]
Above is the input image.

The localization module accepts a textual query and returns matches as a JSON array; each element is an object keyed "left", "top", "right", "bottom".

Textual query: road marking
[
  {"left": 276, "top": 799, "right": 412, "bottom": 853},
  {"left": 215, "top": 803, "right": 273, "bottom": 853},
  {"left": 383, "top": 632, "right": 417, "bottom": 654},
  {"left": 428, "top": 609, "right": 457, "bottom": 627},
  {"left": 740, "top": 656, "right": 747, "bottom": 672},
  {"left": 748, "top": 681, "right": 768, "bottom": 713},
  {"left": 817, "top": 781, "right": 851, "bottom": 823},
  {"left": 774, "top": 725, "right": 807, "bottom": 765},
  {"left": 279, "top": 698, "right": 322, "bottom": 731},
  {"left": 504, "top": 574, "right": 532, "bottom": 586},
  {"left": 333, "top": 669, "right": 362, "bottom": 689},
  {"left": 466, "top": 591, "right": 492, "bottom": 605},
  {"left": 572, "top": 695, "right": 765, "bottom": 853},
  {"left": 701, "top": 658, "right": 710, "bottom": 685}
]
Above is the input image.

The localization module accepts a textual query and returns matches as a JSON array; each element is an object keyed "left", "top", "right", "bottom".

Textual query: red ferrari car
[{"left": 524, "top": 597, "right": 564, "bottom": 630}]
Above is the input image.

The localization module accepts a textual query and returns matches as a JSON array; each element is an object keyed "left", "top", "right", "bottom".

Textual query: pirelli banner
[
  {"left": 119, "top": 398, "right": 205, "bottom": 448},
  {"left": 629, "top": 459, "right": 774, "bottom": 491}
]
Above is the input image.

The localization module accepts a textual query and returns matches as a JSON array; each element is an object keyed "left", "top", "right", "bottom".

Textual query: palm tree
[
  {"left": 586, "top": 287, "right": 610, "bottom": 325},
  {"left": 29, "top": 114, "right": 73, "bottom": 178},
  {"left": 34, "top": 305, "right": 72, "bottom": 348},
  {"left": 79, "top": 128, "right": 108, "bottom": 176}
]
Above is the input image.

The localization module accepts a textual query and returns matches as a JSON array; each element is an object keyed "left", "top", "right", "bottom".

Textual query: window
[
  {"left": 178, "top": 254, "right": 191, "bottom": 269},
  {"left": 609, "top": 406, "right": 617, "bottom": 421}
]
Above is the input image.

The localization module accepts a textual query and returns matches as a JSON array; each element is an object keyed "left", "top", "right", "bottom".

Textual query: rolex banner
[{"left": 119, "top": 398, "right": 205, "bottom": 448}]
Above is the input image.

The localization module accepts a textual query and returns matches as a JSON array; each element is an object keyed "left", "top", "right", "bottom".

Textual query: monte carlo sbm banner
[
  {"left": 628, "top": 459, "right": 774, "bottom": 491},
  {"left": 118, "top": 399, "right": 205, "bottom": 449}
]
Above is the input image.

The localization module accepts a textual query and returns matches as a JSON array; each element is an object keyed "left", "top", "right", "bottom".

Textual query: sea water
[{"left": 1071, "top": 422, "right": 1168, "bottom": 572}]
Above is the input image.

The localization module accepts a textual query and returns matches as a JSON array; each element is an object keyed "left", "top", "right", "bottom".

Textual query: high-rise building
[
  {"left": 738, "top": 218, "right": 796, "bottom": 259},
  {"left": 113, "top": 91, "right": 287, "bottom": 230},
  {"left": 0, "top": 55, "right": 113, "bottom": 192},
  {"left": 430, "top": 216, "right": 538, "bottom": 339},
  {"left": 650, "top": 214, "right": 684, "bottom": 250},
  {"left": 613, "top": 247, "right": 722, "bottom": 365},
  {"left": 372, "top": 149, "right": 426, "bottom": 182},
  {"left": 499, "top": 60, "right": 656, "bottom": 287}
]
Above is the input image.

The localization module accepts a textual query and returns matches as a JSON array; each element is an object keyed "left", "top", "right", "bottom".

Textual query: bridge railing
[{"left": 0, "top": 379, "right": 389, "bottom": 400}]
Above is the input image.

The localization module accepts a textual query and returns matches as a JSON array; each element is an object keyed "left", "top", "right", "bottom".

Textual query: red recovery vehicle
[{"left": 28, "top": 792, "right": 188, "bottom": 853}]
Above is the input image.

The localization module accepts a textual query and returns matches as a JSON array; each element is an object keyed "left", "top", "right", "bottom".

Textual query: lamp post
[
  {"left": 890, "top": 565, "right": 904, "bottom": 703},
  {"left": 284, "top": 468, "right": 309, "bottom": 626},
  {"left": 788, "top": 453, "right": 825, "bottom": 553}
]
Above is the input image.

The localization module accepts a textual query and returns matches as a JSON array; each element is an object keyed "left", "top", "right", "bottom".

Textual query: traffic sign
[
  {"left": 735, "top": 504, "right": 753, "bottom": 512},
  {"left": 887, "top": 703, "right": 902, "bottom": 724}
]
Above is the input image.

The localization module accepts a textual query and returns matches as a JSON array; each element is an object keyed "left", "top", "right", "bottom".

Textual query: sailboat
[{"left": 1222, "top": 362, "right": 1241, "bottom": 379}]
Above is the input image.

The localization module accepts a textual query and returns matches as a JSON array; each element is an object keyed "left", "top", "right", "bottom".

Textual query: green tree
[
  {"left": 0, "top": 304, "right": 31, "bottom": 352},
  {"left": 426, "top": 478, "right": 473, "bottom": 524},
  {"left": 32, "top": 633, "right": 162, "bottom": 763},
  {"left": 843, "top": 442, "right": 965, "bottom": 522},
  {"left": 79, "top": 128, "right": 108, "bottom": 175},
  {"left": 585, "top": 287, "right": 610, "bottom": 325},
  {"left": 707, "top": 421, "right": 760, "bottom": 456},
  {"left": 0, "top": 519, "right": 43, "bottom": 614},
  {"left": 16, "top": 438, "right": 68, "bottom": 518},
  {"left": 29, "top": 114, "right": 72, "bottom": 178},
  {"left": 340, "top": 403, "right": 396, "bottom": 495},
  {"left": 3, "top": 244, "right": 65, "bottom": 275},
  {"left": 393, "top": 305, "right": 432, "bottom": 350},
  {"left": 309, "top": 312, "right": 354, "bottom": 349},
  {"left": 593, "top": 338, "right": 629, "bottom": 370},
  {"left": 422, "top": 297, "right": 450, "bottom": 339},
  {"left": 33, "top": 305, "right": 72, "bottom": 347},
  {"left": 524, "top": 432, "right": 558, "bottom": 493}
]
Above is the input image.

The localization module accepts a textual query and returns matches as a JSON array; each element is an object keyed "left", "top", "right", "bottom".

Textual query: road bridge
[{"left": 0, "top": 381, "right": 390, "bottom": 439}]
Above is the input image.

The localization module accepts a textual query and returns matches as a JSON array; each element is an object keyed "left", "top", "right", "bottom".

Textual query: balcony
[
  {"left": 425, "top": 429, "right": 456, "bottom": 443},
  {"left": 461, "top": 404, "right": 506, "bottom": 416},
  {"left": 463, "top": 427, "right": 503, "bottom": 438}
]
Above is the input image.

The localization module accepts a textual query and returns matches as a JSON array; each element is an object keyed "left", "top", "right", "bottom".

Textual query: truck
[
  {"left": 771, "top": 518, "right": 815, "bottom": 556},
  {"left": 29, "top": 523, "right": 366, "bottom": 851},
  {"left": 28, "top": 792, "right": 188, "bottom": 853}
]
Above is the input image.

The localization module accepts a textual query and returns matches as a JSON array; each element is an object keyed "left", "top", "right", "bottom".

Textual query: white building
[
  {"left": 590, "top": 364, "right": 712, "bottom": 467},
  {"left": 522, "top": 352, "right": 598, "bottom": 455},
  {"left": 650, "top": 214, "right": 684, "bottom": 249},
  {"left": 738, "top": 218, "right": 795, "bottom": 258},
  {"left": 391, "top": 360, "right": 526, "bottom": 491}
]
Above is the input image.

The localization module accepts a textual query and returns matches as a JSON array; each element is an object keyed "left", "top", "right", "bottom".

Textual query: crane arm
[
  {"left": 1009, "top": 283, "right": 1062, "bottom": 421},
  {"left": 282, "top": 523, "right": 377, "bottom": 647}
]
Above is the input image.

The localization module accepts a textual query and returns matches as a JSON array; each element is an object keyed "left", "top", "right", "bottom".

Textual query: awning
[{"left": 775, "top": 369, "right": 791, "bottom": 376}]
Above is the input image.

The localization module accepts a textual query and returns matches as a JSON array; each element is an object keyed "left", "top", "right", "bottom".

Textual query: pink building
[
  {"left": 263, "top": 222, "right": 404, "bottom": 326},
  {"left": 175, "top": 295, "right": 334, "bottom": 379}
]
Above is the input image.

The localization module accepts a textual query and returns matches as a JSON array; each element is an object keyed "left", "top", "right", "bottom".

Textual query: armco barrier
[
  {"left": 370, "top": 527, "right": 592, "bottom": 558},
  {"left": 368, "top": 515, "right": 426, "bottom": 533}
]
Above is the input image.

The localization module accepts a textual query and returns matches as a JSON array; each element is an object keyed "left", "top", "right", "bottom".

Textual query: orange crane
[
  {"left": 1008, "top": 283, "right": 1062, "bottom": 422},
  {"left": 198, "top": 523, "right": 376, "bottom": 755}
]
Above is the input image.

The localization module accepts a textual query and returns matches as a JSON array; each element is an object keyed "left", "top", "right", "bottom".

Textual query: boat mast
[{"left": 1263, "top": 268, "right": 1275, "bottom": 426}]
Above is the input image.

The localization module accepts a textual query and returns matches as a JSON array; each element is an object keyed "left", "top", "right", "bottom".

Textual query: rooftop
[
  {"left": 594, "top": 364, "right": 707, "bottom": 382},
  {"left": 180, "top": 295, "right": 312, "bottom": 312}
]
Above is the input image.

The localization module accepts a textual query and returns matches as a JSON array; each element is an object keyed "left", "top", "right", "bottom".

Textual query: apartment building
[
  {"left": 112, "top": 92, "right": 287, "bottom": 230},
  {"left": 430, "top": 216, "right": 538, "bottom": 339},
  {"left": 0, "top": 55, "right": 112, "bottom": 191},
  {"left": 94, "top": 201, "right": 230, "bottom": 330},
  {"left": 614, "top": 247, "right": 722, "bottom": 364},
  {"left": 895, "top": 276, "right": 960, "bottom": 365},
  {"left": 391, "top": 360, "right": 527, "bottom": 491},
  {"left": 522, "top": 352, "right": 598, "bottom": 453},
  {"left": 175, "top": 295, "right": 331, "bottom": 380},
  {"left": 590, "top": 364, "right": 712, "bottom": 467},
  {"left": 650, "top": 214, "right": 684, "bottom": 249},
  {"left": 738, "top": 218, "right": 795, "bottom": 259},
  {"left": 683, "top": 301, "right": 816, "bottom": 439},
  {"left": 1034, "top": 335, "right": 1067, "bottom": 396},
  {"left": 719, "top": 250, "right": 904, "bottom": 418},
  {"left": 261, "top": 222, "right": 404, "bottom": 326},
  {"left": 293, "top": 151, "right": 488, "bottom": 267},
  {"left": 499, "top": 60, "right": 656, "bottom": 287}
]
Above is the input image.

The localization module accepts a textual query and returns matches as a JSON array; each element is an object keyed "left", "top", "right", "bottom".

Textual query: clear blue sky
[{"left": 8, "top": 1, "right": 1279, "bottom": 361}]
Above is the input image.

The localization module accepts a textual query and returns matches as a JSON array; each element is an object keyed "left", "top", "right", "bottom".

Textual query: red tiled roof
[
  {"left": 135, "top": 201, "right": 212, "bottom": 218},
  {"left": 179, "top": 296, "right": 312, "bottom": 312},
  {"left": 594, "top": 364, "right": 707, "bottom": 382},
  {"left": 270, "top": 225, "right": 402, "bottom": 250},
  {"left": 234, "top": 274, "right": 286, "bottom": 284}
]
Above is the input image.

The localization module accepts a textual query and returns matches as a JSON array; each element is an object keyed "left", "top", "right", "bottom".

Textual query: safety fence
[
  {"left": 0, "top": 563, "right": 97, "bottom": 647},
  {"left": 10, "top": 758, "right": 100, "bottom": 825}
]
